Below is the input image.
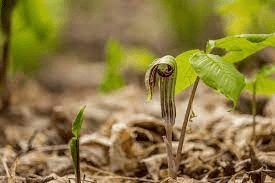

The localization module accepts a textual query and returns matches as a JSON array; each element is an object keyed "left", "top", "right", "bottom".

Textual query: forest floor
[{"left": 0, "top": 59, "right": 275, "bottom": 183}]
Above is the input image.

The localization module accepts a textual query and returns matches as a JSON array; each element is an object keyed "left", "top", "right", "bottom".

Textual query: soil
[{"left": 0, "top": 59, "right": 275, "bottom": 182}]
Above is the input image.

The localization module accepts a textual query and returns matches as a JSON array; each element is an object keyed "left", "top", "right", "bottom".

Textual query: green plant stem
[
  {"left": 75, "top": 138, "right": 81, "bottom": 183},
  {"left": 175, "top": 76, "right": 200, "bottom": 170},
  {"left": 252, "top": 81, "right": 256, "bottom": 141}
]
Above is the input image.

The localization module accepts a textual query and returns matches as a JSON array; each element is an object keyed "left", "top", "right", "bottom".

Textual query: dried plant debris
[{"left": 1, "top": 82, "right": 275, "bottom": 182}]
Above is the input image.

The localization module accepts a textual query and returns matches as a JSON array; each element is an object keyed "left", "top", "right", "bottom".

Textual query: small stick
[{"left": 175, "top": 76, "right": 200, "bottom": 170}]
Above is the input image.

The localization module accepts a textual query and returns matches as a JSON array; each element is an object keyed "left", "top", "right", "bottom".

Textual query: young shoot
[{"left": 70, "top": 106, "right": 86, "bottom": 183}]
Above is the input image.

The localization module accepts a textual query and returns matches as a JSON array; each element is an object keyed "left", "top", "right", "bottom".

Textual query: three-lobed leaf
[
  {"left": 72, "top": 106, "right": 86, "bottom": 137},
  {"left": 207, "top": 33, "right": 275, "bottom": 63},
  {"left": 175, "top": 50, "right": 200, "bottom": 94},
  {"left": 190, "top": 52, "right": 246, "bottom": 106}
]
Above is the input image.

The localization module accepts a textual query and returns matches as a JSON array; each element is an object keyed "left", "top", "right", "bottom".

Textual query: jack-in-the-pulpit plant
[
  {"left": 145, "top": 33, "right": 275, "bottom": 180},
  {"left": 145, "top": 55, "right": 177, "bottom": 125},
  {"left": 145, "top": 55, "right": 177, "bottom": 178}
]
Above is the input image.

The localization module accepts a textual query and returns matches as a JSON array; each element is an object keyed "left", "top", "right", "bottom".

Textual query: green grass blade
[
  {"left": 70, "top": 137, "right": 78, "bottom": 170},
  {"left": 72, "top": 106, "right": 86, "bottom": 137},
  {"left": 190, "top": 52, "right": 245, "bottom": 106}
]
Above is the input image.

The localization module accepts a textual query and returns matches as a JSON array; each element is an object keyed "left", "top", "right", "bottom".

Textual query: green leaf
[
  {"left": 175, "top": 50, "right": 200, "bottom": 94},
  {"left": 99, "top": 72, "right": 125, "bottom": 93},
  {"left": 70, "top": 137, "right": 78, "bottom": 170},
  {"left": 207, "top": 33, "right": 275, "bottom": 63},
  {"left": 10, "top": 28, "right": 45, "bottom": 73},
  {"left": 218, "top": 0, "right": 275, "bottom": 35},
  {"left": 20, "top": 0, "right": 54, "bottom": 40},
  {"left": 8, "top": 0, "right": 61, "bottom": 74},
  {"left": 190, "top": 52, "right": 246, "bottom": 106},
  {"left": 124, "top": 47, "right": 156, "bottom": 71},
  {"left": 245, "top": 65, "right": 275, "bottom": 97},
  {"left": 106, "top": 38, "right": 124, "bottom": 71},
  {"left": 72, "top": 106, "right": 86, "bottom": 137},
  {"left": 259, "top": 64, "right": 275, "bottom": 77},
  {"left": 218, "top": 0, "right": 261, "bottom": 35},
  {"left": 99, "top": 38, "right": 125, "bottom": 93}
]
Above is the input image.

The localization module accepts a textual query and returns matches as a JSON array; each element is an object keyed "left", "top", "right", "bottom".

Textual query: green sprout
[{"left": 70, "top": 106, "right": 86, "bottom": 183}]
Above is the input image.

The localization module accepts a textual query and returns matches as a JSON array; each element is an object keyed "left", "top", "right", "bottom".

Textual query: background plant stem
[
  {"left": 252, "top": 81, "right": 256, "bottom": 141},
  {"left": 175, "top": 76, "right": 200, "bottom": 170},
  {"left": 0, "top": 0, "right": 15, "bottom": 112}
]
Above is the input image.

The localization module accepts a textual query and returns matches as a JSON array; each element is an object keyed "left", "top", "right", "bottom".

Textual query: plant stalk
[
  {"left": 75, "top": 138, "right": 81, "bottom": 183},
  {"left": 252, "top": 81, "right": 256, "bottom": 141},
  {"left": 0, "top": 35, "right": 11, "bottom": 112},
  {"left": 164, "top": 124, "right": 176, "bottom": 179},
  {"left": 0, "top": 0, "right": 14, "bottom": 112},
  {"left": 175, "top": 76, "right": 200, "bottom": 170}
]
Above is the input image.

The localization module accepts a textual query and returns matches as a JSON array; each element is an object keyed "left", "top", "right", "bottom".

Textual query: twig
[{"left": 175, "top": 76, "right": 200, "bottom": 170}]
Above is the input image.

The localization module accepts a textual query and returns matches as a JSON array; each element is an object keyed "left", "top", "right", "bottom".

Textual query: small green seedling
[
  {"left": 244, "top": 65, "right": 275, "bottom": 139},
  {"left": 70, "top": 106, "right": 85, "bottom": 183},
  {"left": 145, "top": 33, "right": 275, "bottom": 179}
]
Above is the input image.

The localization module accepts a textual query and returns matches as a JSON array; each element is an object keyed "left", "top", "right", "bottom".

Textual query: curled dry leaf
[{"left": 145, "top": 55, "right": 177, "bottom": 125}]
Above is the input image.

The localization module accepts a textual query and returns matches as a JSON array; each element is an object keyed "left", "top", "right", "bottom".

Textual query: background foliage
[{"left": 0, "top": 0, "right": 64, "bottom": 75}]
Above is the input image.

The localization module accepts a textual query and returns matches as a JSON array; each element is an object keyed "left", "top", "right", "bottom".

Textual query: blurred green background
[{"left": 0, "top": 0, "right": 274, "bottom": 93}]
